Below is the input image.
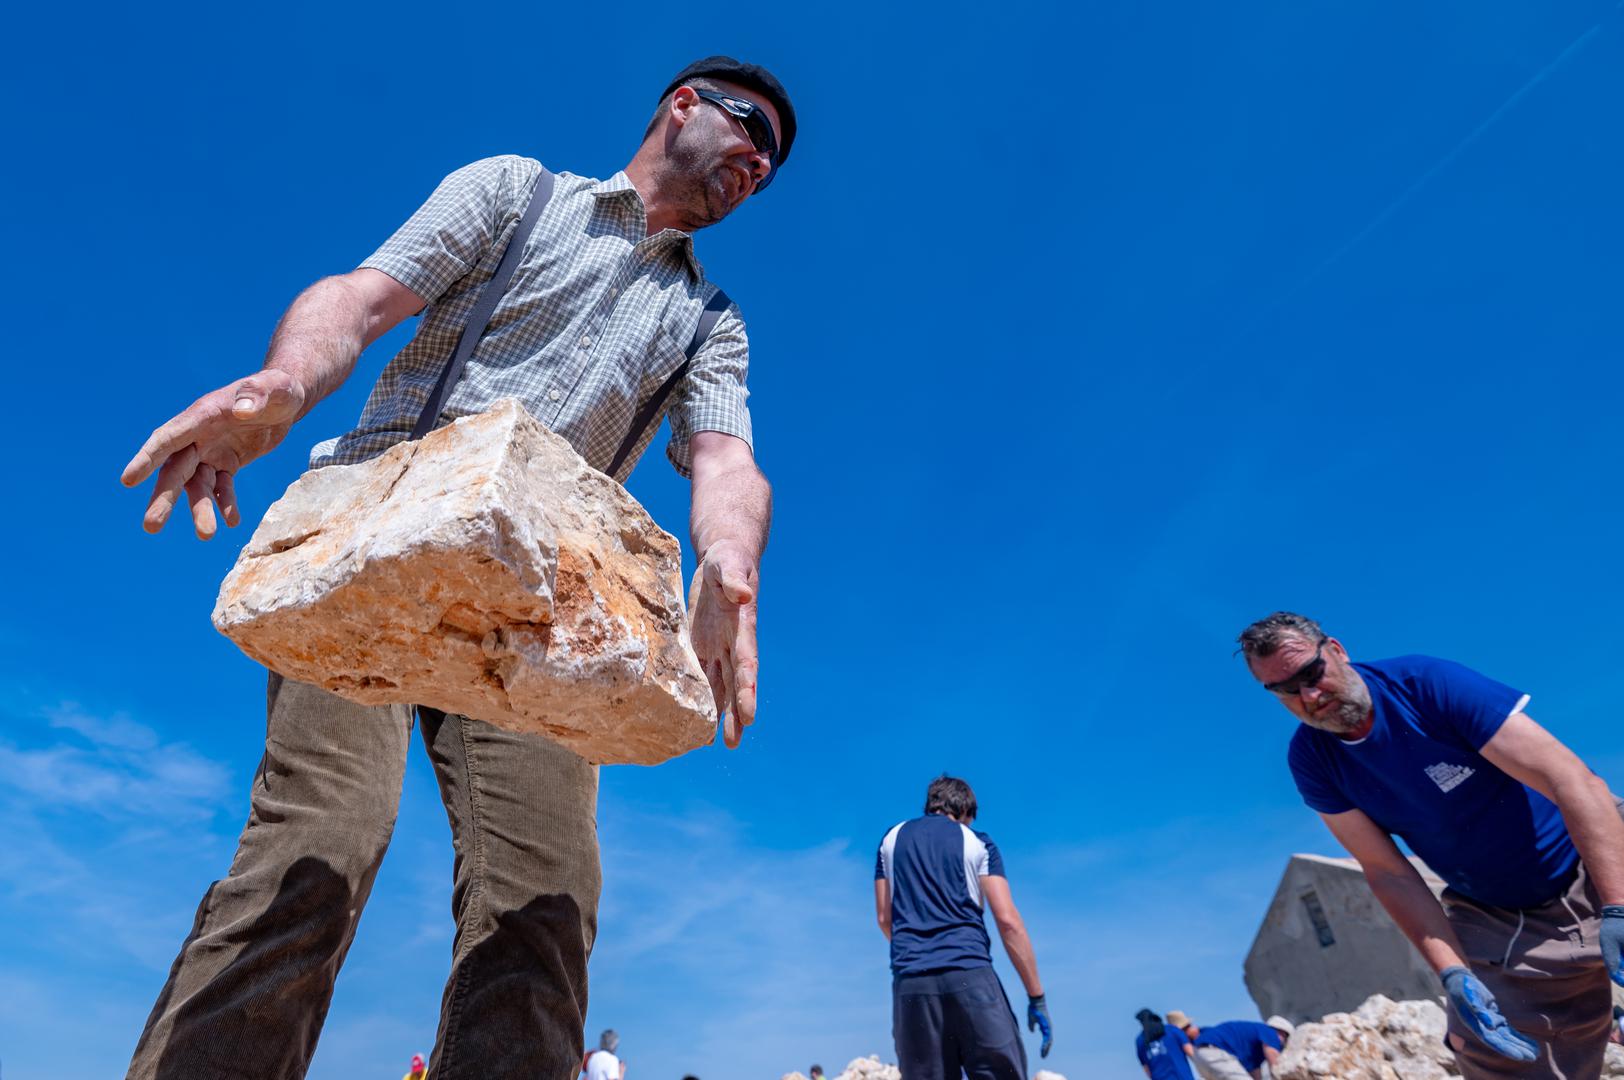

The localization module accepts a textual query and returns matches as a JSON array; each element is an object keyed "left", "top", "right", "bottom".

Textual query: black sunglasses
[
  {"left": 1263, "top": 638, "right": 1328, "bottom": 696},
  {"left": 692, "top": 89, "right": 780, "bottom": 193}
]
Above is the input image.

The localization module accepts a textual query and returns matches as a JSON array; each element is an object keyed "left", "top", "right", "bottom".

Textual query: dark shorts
[{"left": 892, "top": 966, "right": 1028, "bottom": 1080}]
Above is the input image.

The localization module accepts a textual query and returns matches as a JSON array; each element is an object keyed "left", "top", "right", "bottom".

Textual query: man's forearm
[
  {"left": 1552, "top": 774, "right": 1624, "bottom": 905},
  {"left": 261, "top": 275, "right": 373, "bottom": 420},
  {"left": 1366, "top": 866, "right": 1469, "bottom": 973},
  {"left": 689, "top": 453, "right": 771, "bottom": 563},
  {"left": 997, "top": 923, "right": 1044, "bottom": 997}
]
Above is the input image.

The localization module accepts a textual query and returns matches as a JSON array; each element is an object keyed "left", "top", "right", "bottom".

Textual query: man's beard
[
  {"left": 1307, "top": 685, "right": 1373, "bottom": 735},
  {"left": 665, "top": 130, "right": 734, "bottom": 230}
]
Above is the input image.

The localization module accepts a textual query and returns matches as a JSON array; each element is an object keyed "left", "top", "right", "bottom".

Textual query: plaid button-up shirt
[{"left": 309, "top": 155, "right": 752, "bottom": 481}]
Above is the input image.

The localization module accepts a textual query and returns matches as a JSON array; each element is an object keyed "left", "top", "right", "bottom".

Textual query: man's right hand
[
  {"left": 1440, "top": 966, "right": 1539, "bottom": 1062},
  {"left": 1026, "top": 994, "right": 1053, "bottom": 1058},
  {"left": 121, "top": 370, "right": 308, "bottom": 539}
]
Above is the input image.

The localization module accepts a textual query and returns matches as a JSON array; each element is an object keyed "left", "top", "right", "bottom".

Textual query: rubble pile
[{"left": 1275, "top": 993, "right": 1624, "bottom": 1079}]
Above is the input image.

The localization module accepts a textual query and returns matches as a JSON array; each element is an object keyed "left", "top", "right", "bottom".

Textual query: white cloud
[
  {"left": 0, "top": 702, "right": 233, "bottom": 820},
  {"left": 0, "top": 700, "right": 239, "bottom": 973}
]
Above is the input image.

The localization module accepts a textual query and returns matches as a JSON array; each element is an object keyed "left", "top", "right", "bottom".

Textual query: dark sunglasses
[
  {"left": 692, "top": 88, "right": 780, "bottom": 193},
  {"left": 1263, "top": 638, "right": 1328, "bottom": 696}
]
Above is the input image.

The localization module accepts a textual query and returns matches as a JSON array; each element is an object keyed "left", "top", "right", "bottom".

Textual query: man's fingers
[
  {"left": 143, "top": 444, "right": 199, "bottom": 534},
  {"left": 721, "top": 570, "right": 755, "bottom": 606},
  {"left": 731, "top": 610, "right": 759, "bottom": 729},
  {"left": 703, "top": 658, "right": 727, "bottom": 721},
  {"left": 702, "top": 548, "right": 756, "bottom": 606},
  {"left": 719, "top": 649, "right": 739, "bottom": 743},
  {"left": 186, "top": 464, "right": 218, "bottom": 540},
  {"left": 123, "top": 412, "right": 206, "bottom": 488},
  {"left": 214, "top": 470, "right": 240, "bottom": 528}
]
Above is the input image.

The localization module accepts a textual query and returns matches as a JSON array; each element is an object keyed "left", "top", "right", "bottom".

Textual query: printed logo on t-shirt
[{"left": 1425, "top": 762, "right": 1475, "bottom": 793}]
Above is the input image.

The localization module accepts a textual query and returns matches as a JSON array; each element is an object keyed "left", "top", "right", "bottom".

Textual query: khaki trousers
[
  {"left": 126, "top": 673, "right": 602, "bottom": 1080},
  {"left": 1444, "top": 854, "right": 1617, "bottom": 1079},
  {"left": 1192, "top": 1045, "right": 1257, "bottom": 1080}
]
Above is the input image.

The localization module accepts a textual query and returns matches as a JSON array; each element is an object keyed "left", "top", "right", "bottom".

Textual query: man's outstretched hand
[
  {"left": 121, "top": 371, "right": 307, "bottom": 539},
  {"left": 688, "top": 539, "right": 759, "bottom": 748}
]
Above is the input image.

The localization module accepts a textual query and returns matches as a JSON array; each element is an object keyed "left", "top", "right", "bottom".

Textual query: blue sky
[{"left": 4, "top": 1, "right": 1624, "bottom": 1077}]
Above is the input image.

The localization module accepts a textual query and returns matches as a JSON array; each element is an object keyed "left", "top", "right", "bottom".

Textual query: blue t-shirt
[
  {"left": 1288, "top": 655, "right": 1577, "bottom": 909},
  {"left": 1135, "top": 1027, "right": 1194, "bottom": 1080},
  {"left": 1196, "top": 1021, "right": 1282, "bottom": 1071},
  {"left": 875, "top": 814, "right": 1004, "bottom": 977}
]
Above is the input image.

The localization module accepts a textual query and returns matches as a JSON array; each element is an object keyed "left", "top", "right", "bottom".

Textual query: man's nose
[{"left": 1299, "top": 684, "right": 1324, "bottom": 704}]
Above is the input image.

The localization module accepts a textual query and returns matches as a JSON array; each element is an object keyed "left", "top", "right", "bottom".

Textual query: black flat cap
[{"left": 661, "top": 55, "right": 797, "bottom": 166}]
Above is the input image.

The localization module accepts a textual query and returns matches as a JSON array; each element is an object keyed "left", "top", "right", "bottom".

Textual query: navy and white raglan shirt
[
  {"left": 875, "top": 814, "right": 1005, "bottom": 977},
  {"left": 1288, "top": 655, "right": 1579, "bottom": 910}
]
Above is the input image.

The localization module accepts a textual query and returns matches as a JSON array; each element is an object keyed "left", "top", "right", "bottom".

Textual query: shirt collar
[{"left": 592, "top": 171, "right": 706, "bottom": 281}]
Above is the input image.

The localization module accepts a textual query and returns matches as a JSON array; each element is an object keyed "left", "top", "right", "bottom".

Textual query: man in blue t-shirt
[
  {"left": 1166, "top": 1013, "right": 1291, "bottom": 1080},
  {"left": 1238, "top": 612, "right": 1624, "bottom": 1080},
  {"left": 874, "top": 775, "right": 1051, "bottom": 1080}
]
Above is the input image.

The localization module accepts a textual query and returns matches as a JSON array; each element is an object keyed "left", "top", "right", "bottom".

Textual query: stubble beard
[
  {"left": 1307, "top": 682, "right": 1373, "bottom": 736},
  {"left": 666, "top": 127, "right": 734, "bottom": 230}
]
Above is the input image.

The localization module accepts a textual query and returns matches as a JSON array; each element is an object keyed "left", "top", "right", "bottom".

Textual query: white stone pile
[{"left": 1275, "top": 993, "right": 1624, "bottom": 1079}]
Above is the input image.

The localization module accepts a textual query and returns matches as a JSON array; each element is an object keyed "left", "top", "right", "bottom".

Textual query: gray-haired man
[
  {"left": 120, "top": 55, "right": 795, "bottom": 1080},
  {"left": 1239, "top": 612, "right": 1624, "bottom": 1080}
]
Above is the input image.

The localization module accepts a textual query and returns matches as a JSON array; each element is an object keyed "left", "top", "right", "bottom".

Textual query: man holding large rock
[
  {"left": 1238, "top": 612, "right": 1624, "bottom": 1080},
  {"left": 119, "top": 55, "right": 794, "bottom": 1080}
]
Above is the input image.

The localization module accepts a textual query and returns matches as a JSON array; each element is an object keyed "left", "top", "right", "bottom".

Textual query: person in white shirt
[{"left": 583, "top": 1030, "right": 626, "bottom": 1080}]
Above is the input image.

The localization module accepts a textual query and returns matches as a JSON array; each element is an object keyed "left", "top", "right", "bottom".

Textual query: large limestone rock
[
  {"left": 1609, "top": 1041, "right": 1624, "bottom": 1079},
  {"left": 213, "top": 399, "right": 715, "bottom": 765}
]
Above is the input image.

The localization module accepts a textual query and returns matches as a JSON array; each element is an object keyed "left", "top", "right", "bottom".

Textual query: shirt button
[
  {"left": 609, "top": 287, "right": 619, "bottom": 298},
  {"left": 548, "top": 389, "right": 561, "bottom": 402},
  {"left": 580, "top": 335, "right": 592, "bottom": 348}
]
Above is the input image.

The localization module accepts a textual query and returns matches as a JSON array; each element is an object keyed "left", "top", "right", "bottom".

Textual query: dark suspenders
[{"left": 410, "top": 165, "right": 733, "bottom": 477}]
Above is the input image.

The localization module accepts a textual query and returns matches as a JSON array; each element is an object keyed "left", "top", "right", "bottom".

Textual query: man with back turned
[{"left": 874, "top": 776, "right": 1052, "bottom": 1080}]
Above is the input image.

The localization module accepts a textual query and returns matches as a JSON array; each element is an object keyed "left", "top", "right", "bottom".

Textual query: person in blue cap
[
  {"left": 1135, "top": 1009, "right": 1196, "bottom": 1080},
  {"left": 1239, "top": 612, "right": 1624, "bottom": 1080}
]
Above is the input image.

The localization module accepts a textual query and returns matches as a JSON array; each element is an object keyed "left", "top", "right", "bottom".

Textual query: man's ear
[{"left": 668, "top": 85, "right": 701, "bottom": 129}]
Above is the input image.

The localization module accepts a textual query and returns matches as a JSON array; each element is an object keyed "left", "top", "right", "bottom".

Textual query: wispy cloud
[
  {"left": 0, "top": 702, "right": 231, "bottom": 820},
  {"left": 0, "top": 699, "right": 240, "bottom": 975}
]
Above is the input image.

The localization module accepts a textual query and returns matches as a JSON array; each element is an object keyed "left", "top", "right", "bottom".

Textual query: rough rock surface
[
  {"left": 1275, "top": 995, "right": 1457, "bottom": 1079},
  {"left": 1275, "top": 994, "right": 1624, "bottom": 1080},
  {"left": 213, "top": 400, "right": 715, "bottom": 765}
]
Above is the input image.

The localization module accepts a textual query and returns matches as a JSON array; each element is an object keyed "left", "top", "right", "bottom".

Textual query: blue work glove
[
  {"left": 1603, "top": 906, "right": 1624, "bottom": 987},
  {"left": 1027, "top": 994, "right": 1052, "bottom": 1058},
  {"left": 1440, "top": 966, "right": 1538, "bottom": 1062}
]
